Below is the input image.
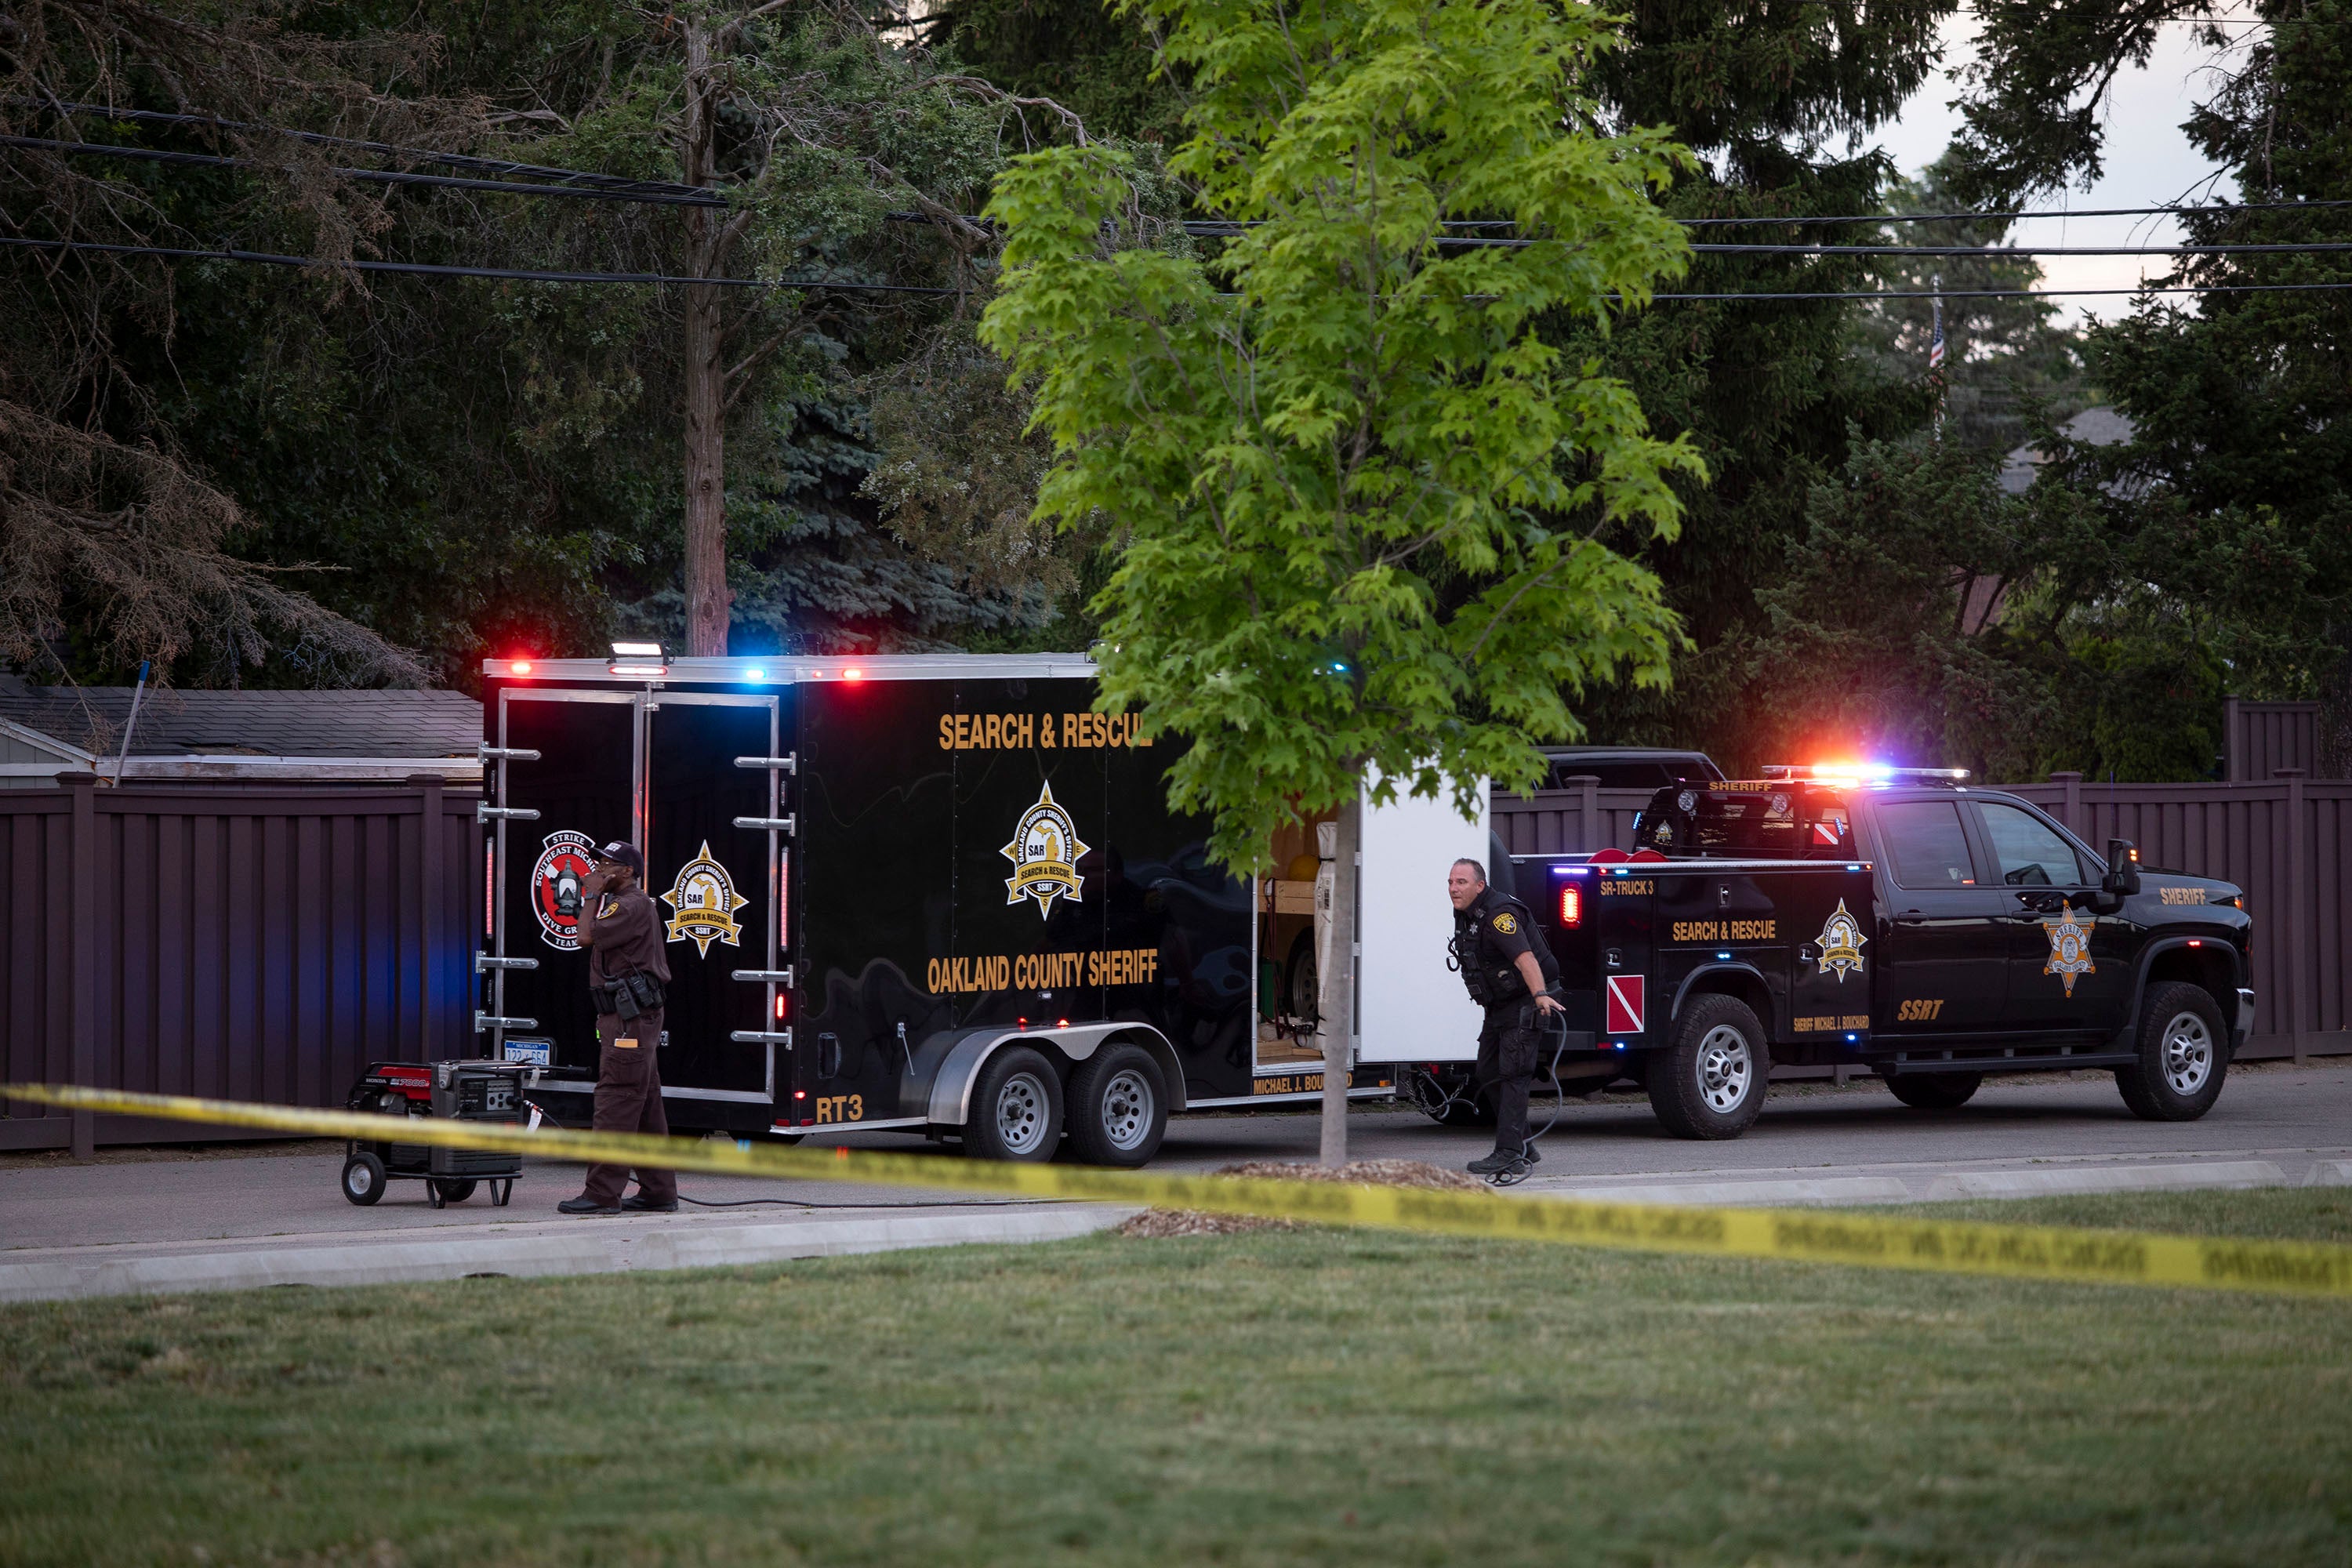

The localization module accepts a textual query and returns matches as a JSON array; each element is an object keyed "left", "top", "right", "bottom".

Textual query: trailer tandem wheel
[
  {"left": 964, "top": 1045, "right": 1065, "bottom": 1163},
  {"left": 1067, "top": 1044, "right": 1169, "bottom": 1167}
]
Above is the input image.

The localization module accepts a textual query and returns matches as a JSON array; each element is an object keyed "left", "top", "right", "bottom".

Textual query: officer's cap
[{"left": 595, "top": 841, "right": 646, "bottom": 877}]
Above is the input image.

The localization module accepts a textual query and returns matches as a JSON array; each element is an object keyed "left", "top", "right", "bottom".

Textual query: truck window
[
  {"left": 1876, "top": 800, "right": 1977, "bottom": 888},
  {"left": 1976, "top": 801, "right": 2087, "bottom": 887}
]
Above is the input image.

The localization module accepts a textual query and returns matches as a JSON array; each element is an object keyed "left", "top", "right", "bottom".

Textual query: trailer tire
[
  {"left": 341, "top": 1151, "right": 387, "bottom": 1206},
  {"left": 1647, "top": 995, "right": 1769, "bottom": 1140},
  {"left": 964, "top": 1046, "right": 1065, "bottom": 1163},
  {"left": 1886, "top": 1072, "right": 1983, "bottom": 1110},
  {"left": 2116, "top": 982, "right": 2228, "bottom": 1121},
  {"left": 1067, "top": 1044, "right": 1168, "bottom": 1167}
]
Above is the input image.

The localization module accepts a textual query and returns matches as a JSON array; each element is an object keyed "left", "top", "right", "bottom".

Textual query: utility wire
[
  {"left": 0, "top": 234, "right": 958, "bottom": 292},
  {"left": 0, "top": 132, "right": 730, "bottom": 207},
  {"left": 19, "top": 101, "right": 724, "bottom": 204},
  {"left": 16, "top": 118, "right": 2348, "bottom": 234},
  {"left": 12, "top": 235, "right": 2351, "bottom": 302}
]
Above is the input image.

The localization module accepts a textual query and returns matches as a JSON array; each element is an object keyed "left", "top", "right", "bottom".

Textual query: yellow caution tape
[{"left": 9, "top": 1082, "right": 2351, "bottom": 1298}]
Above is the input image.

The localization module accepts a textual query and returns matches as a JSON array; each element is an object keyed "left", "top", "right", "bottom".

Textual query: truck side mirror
[{"left": 2103, "top": 839, "right": 2141, "bottom": 897}]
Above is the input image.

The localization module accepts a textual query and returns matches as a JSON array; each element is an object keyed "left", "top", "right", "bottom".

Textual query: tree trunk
[
  {"left": 1318, "top": 790, "right": 1359, "bottom": 1167},
  {"left": 679, "top": 20, "right": 730, "bottom": 658}
]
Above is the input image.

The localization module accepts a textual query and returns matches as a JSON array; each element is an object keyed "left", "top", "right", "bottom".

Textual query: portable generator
[{"left": 339, "top": 1059, "right": 530, "bottom": 1208}]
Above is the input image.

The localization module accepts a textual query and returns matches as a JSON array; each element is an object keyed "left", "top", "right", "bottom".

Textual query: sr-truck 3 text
[{"left": 1413, "top": 768, "right": 2254, "bottom": 1139}]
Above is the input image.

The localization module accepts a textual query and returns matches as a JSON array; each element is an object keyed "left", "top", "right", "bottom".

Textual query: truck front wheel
[
  {"left": 964, "top": 1046, "right": 1065, "bottom": 1162},
  {"left": 1067, "top": 1044, "right": 1168, "bottom": 1167},
  {"left": 2116, "top": 982, "right": 2229, "bottom": 1121},
  {"left": 1648, "top": 996, "right": 1770, "bottom": 1139}
]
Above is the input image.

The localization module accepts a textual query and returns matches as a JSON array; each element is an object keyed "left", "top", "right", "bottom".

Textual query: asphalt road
[{"left": 4, "top": 1059, "right": 2347, "bottom": 1254}]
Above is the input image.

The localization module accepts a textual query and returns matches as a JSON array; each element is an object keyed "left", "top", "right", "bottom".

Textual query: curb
[{"left": 0, "top": 1205, "right": 1140, "bottom": 1304}]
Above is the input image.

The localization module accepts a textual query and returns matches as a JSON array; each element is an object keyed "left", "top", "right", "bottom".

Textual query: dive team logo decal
[
  {"left": 661, "top": 840, "right": 747, "bottom": 957},
  {"left": 1001, "top": 780, "right": 1090, "bottom": 918},
  {"left": 2043, "top": 902, "right": 2096, "bottom": 996},
  {"left": 529, "top": 830, "right": 598, "bottom": 951},
  {"left": 1815, "top": 898, "right": 1868, "bottom": 980},
  {"left": 1605, "top": 974, "right": 1647, "bottom": 1036}
]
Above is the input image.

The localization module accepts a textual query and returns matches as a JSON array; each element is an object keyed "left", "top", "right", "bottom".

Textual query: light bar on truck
[{"left": 1759, "top": 763, "right": 1969, "bottom": 784}]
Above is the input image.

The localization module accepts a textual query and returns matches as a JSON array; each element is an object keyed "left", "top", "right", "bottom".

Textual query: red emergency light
[
  {"left": 1559, "top": 884, "right": 1583, "bottom": 927},
  {"left": 775, "top": 992, "right": 789, "bottom": 1020},
  {"left": 843, "top": 667, "right": 866, "bottom": 682},
  {"left": 508, "top": 659, "right": 533, "bottom": 676}
]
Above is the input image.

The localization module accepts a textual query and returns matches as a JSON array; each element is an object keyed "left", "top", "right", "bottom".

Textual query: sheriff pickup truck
[{"left": 1417, "top": 767, "right": 2254, "bottom": 1139}]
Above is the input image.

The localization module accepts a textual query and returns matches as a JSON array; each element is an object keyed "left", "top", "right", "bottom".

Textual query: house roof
[{"left": 0, "top": 679, "right": 481, "bottom": 760}]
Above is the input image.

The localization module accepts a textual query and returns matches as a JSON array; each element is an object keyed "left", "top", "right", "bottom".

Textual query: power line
[
  {"left": 0, "top": 235, "right": 958, "bottom": 292},
  {"left": 0, "top": 133, "right": 728, "bottom": 208},
  {"left": 19, "top": 101, "right": 724, "bottom": 205},
  {"left": 1644, "top": 283, "right": 2352, "bottom": 300},
  {"left": 14, "top": 120, "right": 2347, "bottom": 236},
  {"left": 13, "top": 235, "right": 2351, "bottom": 304}
]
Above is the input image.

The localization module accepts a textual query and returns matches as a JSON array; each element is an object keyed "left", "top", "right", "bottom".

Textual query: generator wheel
[
  {"left": 341, "top": 1151, "right": 387, "bottom": 1206},
  {"left": 430, "top": 1178, "right": 478, "bottom": 1206},
  {"left": 1067, "top": 1044, "right": 1168, "bottom": 1167},
  {"left": 964, "top": 1045, "right": 1064, "bottom": 1163}
]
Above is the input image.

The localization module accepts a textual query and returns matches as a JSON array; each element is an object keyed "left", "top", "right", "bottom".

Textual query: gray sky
[{"left": 1872, "top": 12, "right": 2255, "bottom": 326}]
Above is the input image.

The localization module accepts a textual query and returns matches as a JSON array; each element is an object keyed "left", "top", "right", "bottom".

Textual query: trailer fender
[{"left": 908, "top": 1023, "right": 1187, "bottom": 1129}]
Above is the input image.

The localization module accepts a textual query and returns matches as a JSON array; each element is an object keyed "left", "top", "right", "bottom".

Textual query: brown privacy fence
[
  {"left": 1494, "top": 772, "right": 2352, "bottom": 1062},
  {"left": 0, "top": 773, "right": 481, "bottom": 1154}
]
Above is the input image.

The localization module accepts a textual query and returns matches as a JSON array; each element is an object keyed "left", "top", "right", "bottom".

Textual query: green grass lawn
[{"left": 4, "top": 1189, "right": 2348, "bottom": 1568}]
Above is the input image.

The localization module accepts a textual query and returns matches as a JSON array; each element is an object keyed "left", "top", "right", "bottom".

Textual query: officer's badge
[
  {"left": 660, "top": 840, "right": 747, "bottom": 957},
  {"left": 1815, "top": 898, "right": 1867, "bottom": 981},
  {"left": 2043, "top": 902, "right": 2096, "bottom": 996},
  {"left": 1490, "top": 912, "right": 1519, "bottom": 935},
  {"left": 1002, "top": 780, "right": 1090, "bottom": 918},
  {"left": 529, "top": 830, "right": 598, "bottom": 951}
]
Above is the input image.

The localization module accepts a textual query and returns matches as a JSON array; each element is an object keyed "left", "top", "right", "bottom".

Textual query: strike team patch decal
[
  {"left": 530, "top": 830, "right": 598, "bottom": 951},
  {"left": 1490, "top": 912, "right": 1519, "bottom": 935},
  {"left": 1815, "top": 898, "right": 1868, "bottom": 980},
  {"left": 662, "top": 840, "right": 747, "bottom": 956},
  {"left": 1002, "top": 780, "right": 1090, "bottom": 918},
  {"left": 2044, "top": 902, "right": 2096, "bottom": 996}
]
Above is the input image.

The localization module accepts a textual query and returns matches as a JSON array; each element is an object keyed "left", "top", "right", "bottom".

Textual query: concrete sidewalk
[{"left": 0, "top": 1202, "right": 1136, "bottom": 1304}]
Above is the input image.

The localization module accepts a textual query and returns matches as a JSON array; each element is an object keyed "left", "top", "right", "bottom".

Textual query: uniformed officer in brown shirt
[{"left": 557, "top": 841, "right": 680, "bottom": 1215}]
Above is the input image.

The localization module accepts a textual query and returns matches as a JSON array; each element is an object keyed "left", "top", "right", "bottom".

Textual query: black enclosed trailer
[{"left": 474, "top": 654, "right": 1392, "bottom": 1164}]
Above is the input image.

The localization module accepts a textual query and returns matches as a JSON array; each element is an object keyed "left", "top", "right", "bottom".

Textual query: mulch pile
[{"left": 1116, "top": 1158, "right": 1485, "bottom": 1238}]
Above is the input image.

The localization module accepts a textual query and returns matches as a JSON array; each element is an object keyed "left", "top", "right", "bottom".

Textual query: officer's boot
[{"left": 1467, "top": 1148, "right": 1526, "bottom": 1178}]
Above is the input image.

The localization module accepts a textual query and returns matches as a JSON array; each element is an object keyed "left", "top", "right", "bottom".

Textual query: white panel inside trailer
[{"left": 1354, "top": 777, "right": 1490, "bottom": 1064}]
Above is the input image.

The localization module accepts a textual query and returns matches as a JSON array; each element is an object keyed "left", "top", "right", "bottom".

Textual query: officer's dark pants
[
  {"left": 1475, "top": 1008, "right": 1537, "bottom": 1157},
  {"left": 581, "top": 1007, "right": 677, "bottom": 1206}
]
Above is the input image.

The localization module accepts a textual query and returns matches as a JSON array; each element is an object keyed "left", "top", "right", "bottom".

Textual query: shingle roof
[{"left": 0, "top": 681, "right": 481, "bottom": 759}]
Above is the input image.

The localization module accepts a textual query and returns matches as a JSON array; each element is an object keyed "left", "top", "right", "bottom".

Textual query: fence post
[
  {"left": 2223, "top": 697, "right": 2244, "bottom": 782},
  {"left": 2049, "top": 771, "right": 2084, "bottom": 838},
  {"left": 1566, "top": 775, "right": 1601, "bottom": 854},
  {"left": 2277, "top": 769, "right": 2310, "bottom": 1063},
  {"left": 64, "top": 771, "right": 99, "bottom": 1161},
  {"left": 411, "top": 774, "right": 445, "bottom": 1063}
]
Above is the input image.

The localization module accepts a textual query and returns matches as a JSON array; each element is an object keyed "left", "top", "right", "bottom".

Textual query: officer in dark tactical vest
[
  {"left": 1448, "top": 858, "right": 1562, "bottom": 1178},
  {"left": 557, "top": 841, "right": 679, "bottom": 1216}
]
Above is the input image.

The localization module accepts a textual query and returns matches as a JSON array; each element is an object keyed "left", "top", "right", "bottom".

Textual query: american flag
[{"left": 1929, "top": 274, "right": 1946, "bottom": 376}]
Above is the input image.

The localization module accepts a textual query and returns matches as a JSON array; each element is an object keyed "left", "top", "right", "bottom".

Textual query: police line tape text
[
  {"left": 938, "top": 711, "right": 1153, "bottom": 751},
  {"left": 926, "top": 947, "right": 1163, "bottom": 995}
]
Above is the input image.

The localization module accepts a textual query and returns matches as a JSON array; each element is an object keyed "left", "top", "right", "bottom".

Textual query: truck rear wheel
[
  {"left": 1648, "top": 995, "right": 1769, "bottom": 1139},
  {"left": 2116, "top": 982, "right": 2228, "bottom": 1121},
  {"left": 1886, "top": 1072, "right": 1982, "bottom": 1110},
  {"left": 1067, "top": 1044, "right": 1168, "bottom": 1167},
  {"left": 964, "top": 1045, "right": 1064, "bottom": 1162}
]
